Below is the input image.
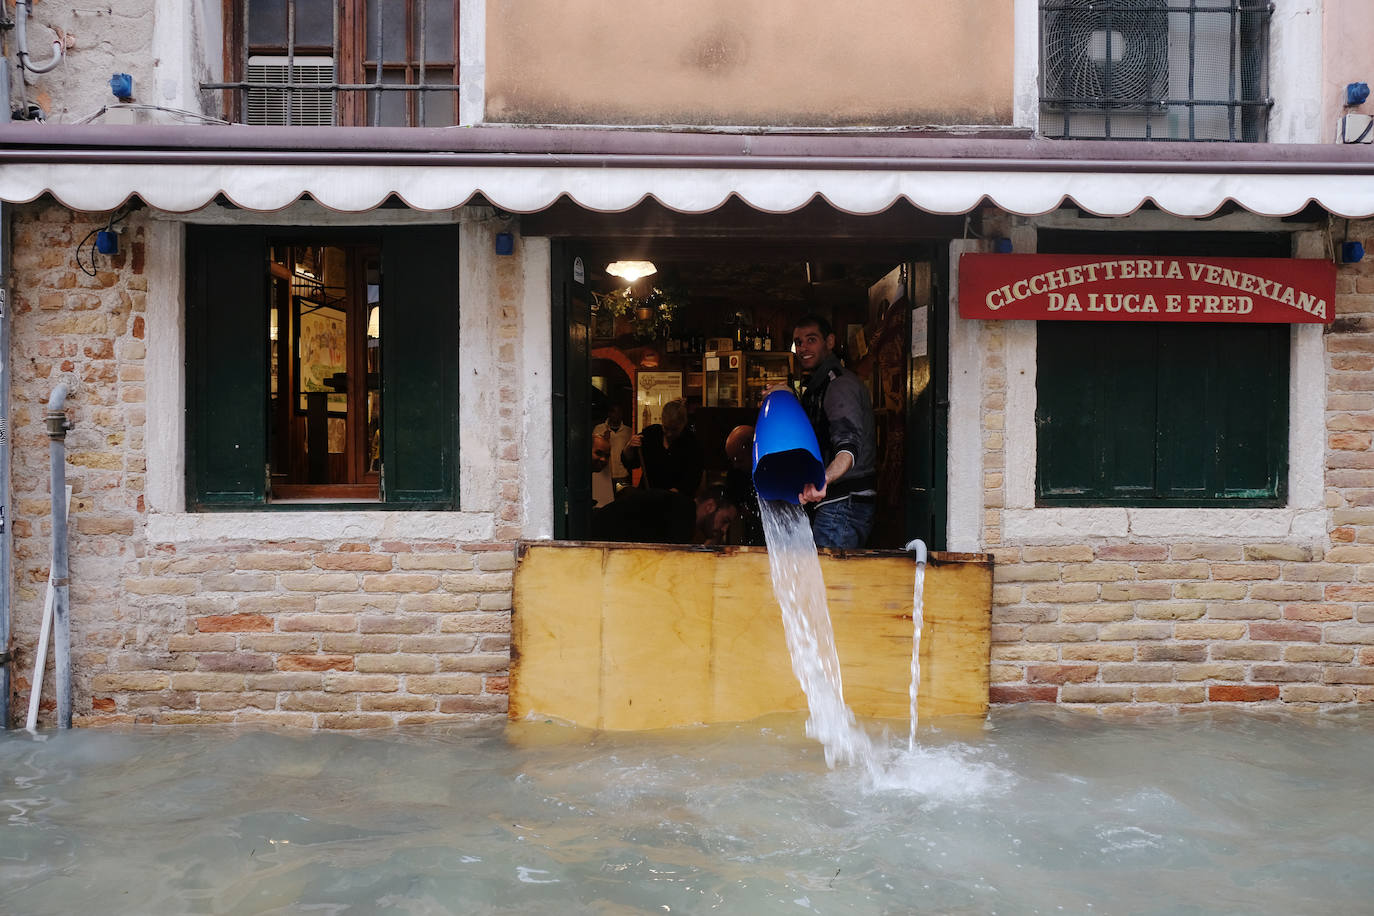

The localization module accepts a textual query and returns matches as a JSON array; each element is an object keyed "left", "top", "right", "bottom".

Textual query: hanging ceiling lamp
[{"left": 605, "top": 260, "right": 657, "bottom": 282}]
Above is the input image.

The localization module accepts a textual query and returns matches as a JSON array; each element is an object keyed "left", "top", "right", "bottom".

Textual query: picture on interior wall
[
  {"left": 297, "top": 305, "right": 348, "bottom": 414},
  {"left": 635, "top": 371, "right": 683, "bottom": 430}
]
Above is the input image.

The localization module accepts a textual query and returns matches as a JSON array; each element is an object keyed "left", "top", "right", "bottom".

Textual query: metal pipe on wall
[
  {"left": 45, "top": 385, "right": 71, "bottom": 728},
  {"left": 0, "top": 204, "right": 10, "bottom": 729}
]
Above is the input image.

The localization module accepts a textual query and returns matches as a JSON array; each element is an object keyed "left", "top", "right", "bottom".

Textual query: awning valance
[{"left": 3, "top": 124, "right": 1373, "bottom": 219}]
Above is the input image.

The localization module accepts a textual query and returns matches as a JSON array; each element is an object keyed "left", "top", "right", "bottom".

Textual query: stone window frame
[
  {"left": 947, "top": 220, "right": 1327, "bottom": 551},
  {"left": 143, "top": 203, "right": 554, "bottom": 542}
]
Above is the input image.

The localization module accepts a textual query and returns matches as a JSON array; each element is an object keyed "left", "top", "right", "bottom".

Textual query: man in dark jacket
[
  {"left": 792, "top": 314, "right": 877, "bottom": 548},
  {"left": 620, "top": 398, "right": 703, "bottom": 495}
]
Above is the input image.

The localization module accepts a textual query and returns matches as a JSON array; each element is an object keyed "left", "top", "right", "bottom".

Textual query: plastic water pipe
[
  {"left": 904, "top": 539, "right": 928, "bottom": 750},
  {"left": 16, "top": 0, "right": 65, "bottom": 75},
  {"left": 45, "top": 385, "right": 71, "bottom": 728},
  {"left": 25, "top": 486, "right": 69, "bottom": 731},
  {"left": 0, "top": 204, "right": 10, "bottom": 729}
]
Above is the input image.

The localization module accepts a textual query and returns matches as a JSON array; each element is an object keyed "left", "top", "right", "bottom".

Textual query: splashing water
[{"left": 758, "top": 499, "right": 878, "bottom": 773}]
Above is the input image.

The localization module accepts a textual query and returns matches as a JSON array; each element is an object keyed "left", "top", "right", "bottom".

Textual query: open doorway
[{"left": 552, "top": 240, "right": 946, "bottom": 550}]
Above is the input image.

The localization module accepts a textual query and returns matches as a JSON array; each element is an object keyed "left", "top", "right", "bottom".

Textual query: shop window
[
  {"left": 1036, "top": 321, "right": 1288, "bottom": 506},
  {"left": 209, "top": 0, "right": 459, "bottom": 127},
  {"left": 186, "top": 226, "right": 459, "bottom": 509},
  {"left": 1034, "top": 230, "right": 1290, "bottom": 507},
  {"left": 1039, "top": 0, "right": 1271, "bottom": 141}
]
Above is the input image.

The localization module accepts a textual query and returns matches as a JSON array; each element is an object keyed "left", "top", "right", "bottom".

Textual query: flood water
[{"left": 3, "top": 708, "right": 1373, "bottom": 914}]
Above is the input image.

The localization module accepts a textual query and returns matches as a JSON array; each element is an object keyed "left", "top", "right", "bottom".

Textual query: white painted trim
[
  {"left": 1269, "top": 0, "right": 1325, "bottom": 144},
  {"left": 152, "top": 0, "right": 194, "bottom": 111},
  {"left": 459, "top": 0, "right": 486, "bottom": 126},
  {"left": 145, "top": 219, "right": 186, "bottom": 514},
  {"left": 146, "top": 511, "right": 494, "bottom": 545},
  {"left": 946, "top": 239, "right": 988, "bottom": 552},
  {"left": 520, "top": 237, "right": 554, "bottom": 539},
  {"left": 1012, "top": 0, "right": 1040, "bottom": 131},
  {"left": 1004, "top": 319, "right": 1037, "bottom": 511},
  {"left": 458, "top": 217, "right": 500, "bottom": 512}
]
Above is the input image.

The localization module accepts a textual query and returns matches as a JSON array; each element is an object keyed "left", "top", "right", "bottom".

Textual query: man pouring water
[{"left": 791, "top": 314, "right": 877, "bottom": 548}]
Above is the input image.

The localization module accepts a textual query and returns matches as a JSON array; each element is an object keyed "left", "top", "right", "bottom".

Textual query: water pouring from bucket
[{"left": 752, "top": 388, "right": 877, "bottom": 771}]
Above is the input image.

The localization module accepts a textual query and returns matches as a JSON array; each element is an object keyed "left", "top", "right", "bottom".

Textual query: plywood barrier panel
[
  {"left": 510, "top": 545, "right": 606, "bottom": 725},
  {"left": 710, "top": 550, "right": 806, "bottom": 723},
  {"left": 599, "top": 548, "right": 717, "bottom": 730},
  {"left": 822, "top": 555, "right": 921, "bottom": 720},
  {"left": 513, "top": 542, "right": 992, "bottom": 730}
]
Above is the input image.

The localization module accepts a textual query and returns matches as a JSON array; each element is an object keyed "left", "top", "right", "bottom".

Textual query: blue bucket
[{"left": 752, "top": 388, "right": 825, "bottom": 504}]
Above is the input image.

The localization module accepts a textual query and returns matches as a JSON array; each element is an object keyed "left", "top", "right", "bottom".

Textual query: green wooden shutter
[
  {"left": 380, "top": 227, "right": 460, "bottom": 506},
  {"left": 1156, "top": 323, "right": 1287, "bottom": 502},
  {"left": 1037, "top": 322, "right": 1156, "bottom": 500},
  {"left": 1039, "top": 321, "right": 1286, "bottom": 506},
  {"left": 186, "top": 227, "right": 268, "bottom": 508}
]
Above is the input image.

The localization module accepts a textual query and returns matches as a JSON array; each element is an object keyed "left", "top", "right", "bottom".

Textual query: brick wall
[
  {"left": 6, "top": 203, "right": 523, "bottom": 727},
  {"left": 985, "top": 224, "right": 1374, "bottom": 711}
]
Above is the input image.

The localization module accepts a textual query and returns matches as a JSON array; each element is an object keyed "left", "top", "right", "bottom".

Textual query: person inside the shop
[
  {"left": 590, "top": 485, "right": 738, "bottom": 545},
  {"left": 620, "top": 398, "right": 703, "bottom": 496},
  {"left": 793, "top": 313, "right": 877, "bottom": 549},
  {"left": 591, "top": 433, "right": 615, "bottom": 508},
  {"left": 594, "top": 404, "right": 633, "bottom": 497},
  {"left": 723, "top": 424, "right": 764, "bottom": 546}
]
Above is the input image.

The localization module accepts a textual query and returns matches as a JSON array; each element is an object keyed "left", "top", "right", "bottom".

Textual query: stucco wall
[
  {"left": 485, "top": 0, "right": 1015, "bottom": 127},
  {"left": 1322, "top": 0, "right": 1374, "bottom": 139},
  {"left": 3, "top": 0, "right": 222, "bottom": 123}
]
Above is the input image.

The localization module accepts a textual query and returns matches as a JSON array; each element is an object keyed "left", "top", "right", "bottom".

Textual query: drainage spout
[{"left": 904, "top": 538, "right": 928, "bottom": 567}]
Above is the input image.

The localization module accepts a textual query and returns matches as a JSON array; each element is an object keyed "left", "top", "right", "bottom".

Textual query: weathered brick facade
[
  {"left": 7, "top": 203, "right": 523, "bottom": 727},
  {"left": 983, "top": 222, "right": 1374, "bottom": 712}
]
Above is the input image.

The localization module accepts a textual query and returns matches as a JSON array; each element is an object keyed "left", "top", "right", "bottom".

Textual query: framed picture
[
  {"left": 635, "top": 371, "right": 683, "bottom": 430},
  {"left": 296, "top": 303, "right": 348, "bottom": 415}
]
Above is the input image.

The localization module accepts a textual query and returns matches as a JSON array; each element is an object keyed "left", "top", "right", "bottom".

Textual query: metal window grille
[
  {"left": 203, "top": 0, "right": 459, "bottom": 127},
  {"left": 1040, "top": 0, "right": 1272, "bottom": 141}
]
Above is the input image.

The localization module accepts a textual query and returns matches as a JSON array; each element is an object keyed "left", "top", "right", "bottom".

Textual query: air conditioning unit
[
  {"left": 1042, "top": 0, "right": 1169, "bottom": 110},
  {"left": 246, "top": 56, "right": 336, "bottom": 126}
]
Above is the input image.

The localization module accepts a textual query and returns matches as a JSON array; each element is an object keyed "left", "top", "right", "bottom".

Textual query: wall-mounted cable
[{"left": 74, "top": 206, "right": 132, "bottom": 277}]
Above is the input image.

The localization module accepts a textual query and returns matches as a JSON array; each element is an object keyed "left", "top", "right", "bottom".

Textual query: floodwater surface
[{"left": 3, "top": 708, "right": 1372, "bottom": 914}]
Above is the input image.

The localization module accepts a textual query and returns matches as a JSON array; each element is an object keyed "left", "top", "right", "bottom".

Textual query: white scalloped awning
[{"left": 4, "top": 125, "right": 1374, "bottom": 218}]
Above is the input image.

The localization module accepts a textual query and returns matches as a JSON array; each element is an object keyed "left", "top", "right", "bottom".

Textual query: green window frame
[
  {"left": 186, "top": 224, "right": 460, "bottom": 510},
  {"left": 1036, "top": 320, "right": 1288, "bottom": 506}
]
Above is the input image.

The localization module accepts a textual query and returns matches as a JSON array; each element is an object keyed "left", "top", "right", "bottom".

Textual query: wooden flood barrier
[{"left": 510, "top": 541, "right": 993, "bottom": 730}]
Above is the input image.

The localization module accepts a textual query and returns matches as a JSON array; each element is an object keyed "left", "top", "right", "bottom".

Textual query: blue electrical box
[
  {"left": 95, "top": 230, "right": 119, "bottom": 255},
  {"left": 110, "top": 73, "right": 133, "bottom": 102}
]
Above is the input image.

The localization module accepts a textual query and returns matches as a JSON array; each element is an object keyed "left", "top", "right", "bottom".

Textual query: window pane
[
  {"left": 366, "top": 69, "right": 409, "bottom": 126},
  {"left": 295, "top": 0, "right": 334, "bottom": 48},
  {"left": 422, "top": 90, "right": 456, "bottom": 127},
  {"left": 248, "top": 0, "right": 287, "bottom": 46},
  {"left": 422, "top": 0, "right": 455, "bottom": 65},
  {"left": 367, "top": 0, "right": 409, "bottom": 62}
]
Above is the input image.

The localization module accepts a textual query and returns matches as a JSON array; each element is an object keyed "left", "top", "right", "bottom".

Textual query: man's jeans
[{"left": 811, "top": 496, "right": 875, "bottom": 549}]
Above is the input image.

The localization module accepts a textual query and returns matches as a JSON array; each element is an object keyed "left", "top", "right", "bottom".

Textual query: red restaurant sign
[{"left": 959, "top": 254, "right": 1336, "bottom": 324}]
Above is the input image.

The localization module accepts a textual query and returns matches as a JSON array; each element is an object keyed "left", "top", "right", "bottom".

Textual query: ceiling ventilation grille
[{"left": 246, "top": 56, "right": 336, "bottom": 126}]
